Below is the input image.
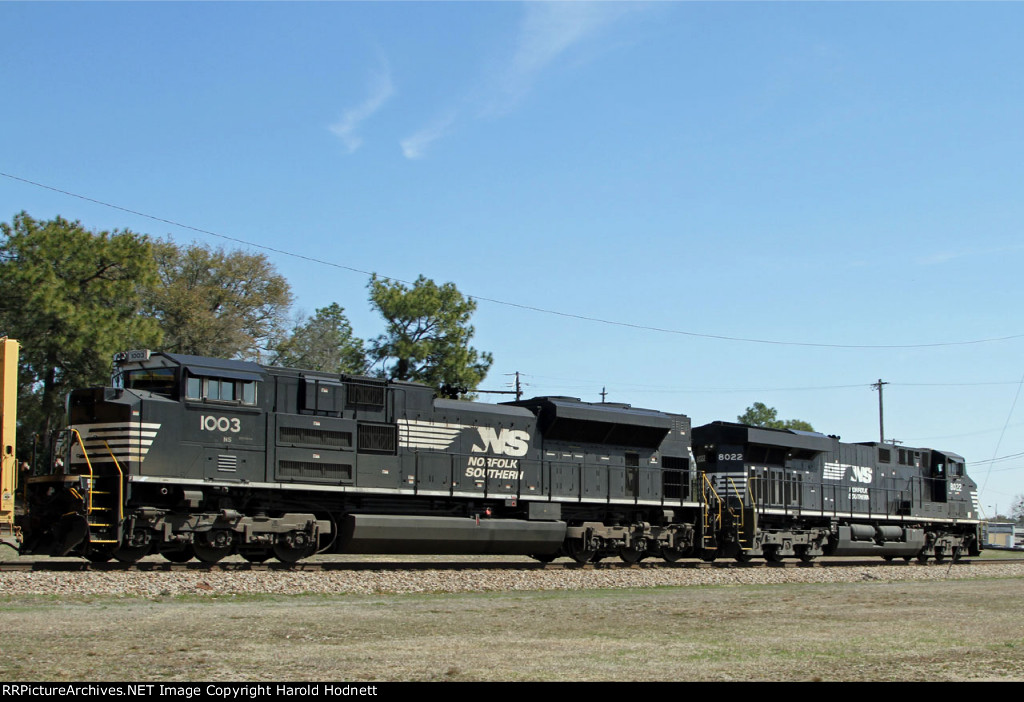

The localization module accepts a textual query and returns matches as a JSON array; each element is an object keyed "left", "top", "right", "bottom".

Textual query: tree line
[
  {"left": 0, "top": 212, "right": 492, "bottom": 439},
  {"left": 736, "top": 402, "right": 813, "bottom": 431}
]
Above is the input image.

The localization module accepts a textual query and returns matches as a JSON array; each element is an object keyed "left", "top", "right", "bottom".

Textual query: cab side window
[{"left": 185, "top": 374, "right": 257, "bottom": 405}]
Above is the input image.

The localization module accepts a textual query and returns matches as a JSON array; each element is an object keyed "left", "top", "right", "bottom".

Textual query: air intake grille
[
  {"left": 279, "top": 426, "right": 352, "bottom": 448},
  {"left": 348, "top": 380, "right": 386, "bottom": 407},
  {"left": 279, "top": 460, "right": 352, "bottom": 481},
  {"left": 358, "top": 423, "right": 397, "bottom": 454}
]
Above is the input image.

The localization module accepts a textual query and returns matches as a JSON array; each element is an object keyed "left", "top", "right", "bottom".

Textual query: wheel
[
  {"left": 661, "top": 547, "right": 689, "bottom": 563},
  {"left": 764, "top": 546, "right": 784, "bottom": 563},
  {"left": 160, "top": 545, "right": 195, "bottom": 563},
  {"left": 700, "top": 550, "right": 717, "bottom": 562},
  {"left": 933, "top": 547, "right": 946, "bottom": 564},
  {"left": 618, "top": 547, "right": 645, "bottom": 564},
  {"left": 529, "top": 553, "right": 557, "bottom": 564},
  {"left": 113, "top": 542, "right": 152, "bottom": 564},
  {"left": 85, "top": 548, "right": 114, "bottom": 563},
  {"left": 882, "top": 555, "right": 895, "bottom": 562},
  {"left": 194, "top": 544, "right": 233, "bottom": 564},
  {"left": 273, "top": 541, "right": 314, "bottom": 564},
  {"left": 902, "top": 556, "right": 913, "bottom": 563},
  {"left": 272, "top": 530, "right": 316, "bottom": 564},
  {"left": 114, "top": 529, "right": 153, "bottom": 563},
  {"left": 194, "top": 530, "right": 235, "bottom": 564},
  {"left": 917, "top": 553, "right": 930, "bottom": 564},
  {"left": 567, "top": 539, "right": 598, "bottom": 564},
  {"left": 240, "top": 549, "right": 273, "bottom": 564},
  {"left": 796, "top": 547, "right": 816, "bottom": 563},
  {"left": 951, "top": 547, "right": 963, "bottom": 562},
  {"left": 734, "top": 550, "right": 752, "bottom": 563}
]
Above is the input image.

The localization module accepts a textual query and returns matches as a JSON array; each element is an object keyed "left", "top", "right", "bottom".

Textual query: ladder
[
  {"left": 700, "top": 473, "right": 722, "bottom": 551},
  {"left": 65, "top": 429, "right": 125, "bottom": 550}
]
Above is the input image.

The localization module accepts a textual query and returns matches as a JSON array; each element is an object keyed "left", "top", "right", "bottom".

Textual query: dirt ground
[{"left": 2, "top": 574, "right": 1023, "bottom": 682}]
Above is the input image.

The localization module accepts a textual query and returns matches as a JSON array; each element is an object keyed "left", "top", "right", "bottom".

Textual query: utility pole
[
  {"left": 871, "top": 379, "right": 889, "bottom": 442},
  {"left": 600, "top": 386, "right": 608, "bottom": 403},
  {"left": 476, "top": 371, "right": 523, "bottom": 401}
]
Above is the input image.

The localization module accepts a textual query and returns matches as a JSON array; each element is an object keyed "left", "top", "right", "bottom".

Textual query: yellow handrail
[
  {"left": 67, "top": 429, "right": 125, "bottom": 527},
  {"left": 727, "top": 475, "right": 759, "bottom": 551},
  {"left": 67, "top": 429, "right": 96, "bottom": 514},
  {"left": 700, "top": 473, "right": 722, "bottom": 544},
  {"left": 100, "top": 440, "right": 125, "bottom": 523}
]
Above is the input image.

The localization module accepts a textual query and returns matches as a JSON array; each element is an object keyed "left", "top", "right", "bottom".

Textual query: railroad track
[{"left": 2, "top": 556, "right": 1018, "bottom": 573}]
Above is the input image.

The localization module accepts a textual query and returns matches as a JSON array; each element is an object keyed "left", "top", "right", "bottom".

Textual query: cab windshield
[{"left": 124, "top": 367, "right": 177, "bottom": 398}]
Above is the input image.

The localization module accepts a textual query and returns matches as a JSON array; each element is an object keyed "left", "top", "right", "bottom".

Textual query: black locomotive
[{"left": 19, "top": 350, "right": 982, "bottom": 564}]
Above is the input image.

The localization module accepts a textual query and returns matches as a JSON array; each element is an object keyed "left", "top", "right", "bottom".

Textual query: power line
[
  {"left": 980, "top": 367, "right": 1024, "bottom": 497},
  {"left": 972, "top": 452, "right": 1024, "bottom": 466},
  {"left": 5, "top": 170, "right": 1024, "bottom": 350},
  {"left": 519, "top": 373, "right": 1023, "bottom": 394},
  {"left": 905, "top": 422, "right": 1024, "bottom": 442},
  {"left": 891, "top": 381, "right": 1024, "bottom": 387}
]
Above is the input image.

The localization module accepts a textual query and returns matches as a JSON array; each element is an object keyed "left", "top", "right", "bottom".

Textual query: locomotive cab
[{"left": 21, "top": 350, "right": 329, "bottom": 563}]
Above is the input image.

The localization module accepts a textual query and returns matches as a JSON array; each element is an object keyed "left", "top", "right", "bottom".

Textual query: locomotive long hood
[
  {"left": 508, "top": 396, "right": 674, "bottom": 448},
  {"left": 702, "top": 421, "right": 835, "bottom": 453}
]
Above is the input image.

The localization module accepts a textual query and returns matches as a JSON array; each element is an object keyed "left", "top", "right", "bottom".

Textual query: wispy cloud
[
  {"left": 400, "top": 111, "right": 457, "bottom": 160},
  {"left": 495, "top": 2, "right": 628, "bottom": 113},
  {"left": 917, "top": 244, "right": 1024, "bottom": 266},
  {"left": 400, "top": 2, "right": 635, "bottom": 159},
  {"left": 330, "top": 61, "right": 395, "bottom": 153}
]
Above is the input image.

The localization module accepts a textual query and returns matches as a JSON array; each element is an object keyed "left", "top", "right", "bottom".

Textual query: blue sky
[{"left": 3, "top": 2, "right": 1023, "bottom": 515}]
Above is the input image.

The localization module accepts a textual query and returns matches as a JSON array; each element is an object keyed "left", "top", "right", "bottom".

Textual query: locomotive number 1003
[{"left": 200, "top": 415, "right": 241, "bottom": 433}]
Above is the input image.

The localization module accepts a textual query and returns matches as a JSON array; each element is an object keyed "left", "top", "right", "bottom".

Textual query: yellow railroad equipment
[{"left": 0, "top": 337, "right": 21, "bottom": 552}]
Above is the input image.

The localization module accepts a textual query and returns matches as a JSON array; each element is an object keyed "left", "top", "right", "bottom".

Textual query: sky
[{"left": 2, "top": 1, "right": 1023, "bottom": 516}]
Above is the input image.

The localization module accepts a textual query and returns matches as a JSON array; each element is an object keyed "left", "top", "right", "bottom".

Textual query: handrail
[
  {"left": 66, "top": 429, "right": 125, "bottom": 527},
  {"left": 699, "top": 472, "right": 722, "bottom": 541},
  {"left": 100, "top": 440, "right": 125, "bottom": 523},
  {"left": 67, "top": 429, "right": 96, "bottom": 514}
]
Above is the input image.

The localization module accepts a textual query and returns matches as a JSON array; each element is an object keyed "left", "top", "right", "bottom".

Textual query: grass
[{"left": 3, "top": 575, "right": 1024, "bottom": 681}]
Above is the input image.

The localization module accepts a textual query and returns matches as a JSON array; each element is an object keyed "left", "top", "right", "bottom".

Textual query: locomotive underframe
[
  {"left": 717, "top": 510, "right": 980, "bottom": 563},
  {"left": 23, "top": 470, "right": 981, "bottom": 565},
  {"left": 22, "top": 474, "right": 709, "bottom": 564}
]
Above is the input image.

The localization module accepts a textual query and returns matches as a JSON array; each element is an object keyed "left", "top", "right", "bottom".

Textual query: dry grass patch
[{"left": 3, "top": 577, "right": 1024, "bottom": 681}]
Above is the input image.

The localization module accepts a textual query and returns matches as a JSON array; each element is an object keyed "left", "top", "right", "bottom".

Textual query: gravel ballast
[{"left": 3, "top": 561, "right": 1022, "bottom": 597}]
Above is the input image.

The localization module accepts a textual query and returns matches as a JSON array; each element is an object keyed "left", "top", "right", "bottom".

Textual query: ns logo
[
  {"left": 850, "top": 466, "right": 873, "bottom": 484},
  {"left": 471, "top": 427, "right": 530, "bottom": 457}
]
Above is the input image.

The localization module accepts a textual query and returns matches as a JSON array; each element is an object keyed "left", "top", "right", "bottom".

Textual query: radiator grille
[
  {"left": 358, "top": 423, "right": 397, "bottom": 454},
  {"left": 279, "top": 426, "right": 352, "bottom": 448},
  {"left": 348, "top": 380, "right": 386, "bottom": 407},
  {"left": 278, "top": 460, "right": 352, "bottom": 481}
]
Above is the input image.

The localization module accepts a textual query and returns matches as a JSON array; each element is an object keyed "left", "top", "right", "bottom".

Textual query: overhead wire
[
  {"left": 4, "top": 170, "right": 1024, "bottom": 351},
  {"left": 7, "top": 171, "right": 1024, "bottom": 509},
  {"left": 979, "top": 367, "right": 1024, "bottom": 499}
]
